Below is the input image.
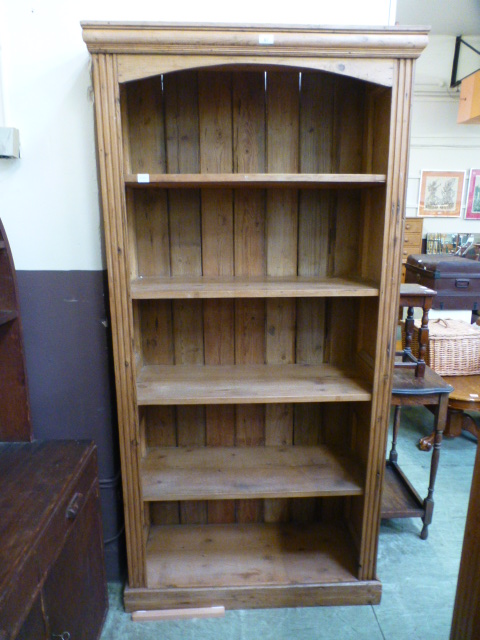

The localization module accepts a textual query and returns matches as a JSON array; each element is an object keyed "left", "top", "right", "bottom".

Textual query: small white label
[
  {"left": 259, "top": 34, "right": 274, "bottom": 45},
  {"left": 470, "top": 393, "right": 479, "bottom": 398},
  {"left": 137, "top": 173, "right": 150, "bottom": 183}
]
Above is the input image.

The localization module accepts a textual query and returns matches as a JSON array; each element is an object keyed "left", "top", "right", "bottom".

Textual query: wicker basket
[{"left": 401, "top": 318, "right": 480, "bottom": 376}]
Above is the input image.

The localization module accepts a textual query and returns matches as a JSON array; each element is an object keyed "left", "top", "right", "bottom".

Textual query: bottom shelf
[
  {"left": 124, "top": 522, "right": 382, "bottom": 610},
  {"left": 381, "top": 461, "right": 424, "bottom": 519}
]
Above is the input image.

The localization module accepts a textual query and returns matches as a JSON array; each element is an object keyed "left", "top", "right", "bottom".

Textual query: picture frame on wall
[
  {"left": 418, "top": 170, "right": 465, "bottom": 217},
  {"left": 466, "top": 169, "right": 480, "bottom": 220}
]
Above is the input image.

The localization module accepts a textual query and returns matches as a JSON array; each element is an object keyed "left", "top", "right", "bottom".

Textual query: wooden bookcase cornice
[{"left": 81, "top": 22, "right": 429, "bottom": 59}]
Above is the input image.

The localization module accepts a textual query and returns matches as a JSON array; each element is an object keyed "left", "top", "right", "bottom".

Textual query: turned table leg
[
  {"left": 420, "top": 393, "right": 448, "bottom": 540},
  {"left": 388, "top": 405, "right": 401, "bottom": 464}
]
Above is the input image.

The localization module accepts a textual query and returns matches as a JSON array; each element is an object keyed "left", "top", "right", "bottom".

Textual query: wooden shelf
[
  {"left": 136, "top": 364, "right": 372, "bottom": 405},
  {"left": 131, "top": 276, "right": 379, "bottom": 300},
  {"left": 0, "top": 310, "right": 18, "bottom": 326},
  {"left": 125, "top": 173, "right": 387, "bottom": 189},
  {"left": 381, "top": 462, "right": 424, "bottom": 519},
  {"left": 146, "top": 521, "right": 360, "bottom": 590},
  {"left": 141, "top": 445, "right": 364, "bottom": 501}
]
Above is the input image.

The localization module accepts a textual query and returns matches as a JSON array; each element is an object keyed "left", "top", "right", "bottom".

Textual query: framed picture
[
  {"left": 418, "top": 170, "right": 465, "bottom": 217},
  {"left": 466, "top": 169, "right": 480, "bottom": 219}
]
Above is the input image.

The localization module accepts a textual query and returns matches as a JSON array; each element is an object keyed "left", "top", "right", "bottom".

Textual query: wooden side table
[
  {"left": 0, "top": 440, "right": 108, "bottom": 640},
  {"left": 382, "top": 366, "right": 453, "bottom": 539},
  {"left": 381, "top": 283, "right": 453, "bottom": 539}
]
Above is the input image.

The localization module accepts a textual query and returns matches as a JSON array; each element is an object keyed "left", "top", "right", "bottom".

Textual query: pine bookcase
[{"left": 82, "top": 22, "right": 427, "bottom": 611}]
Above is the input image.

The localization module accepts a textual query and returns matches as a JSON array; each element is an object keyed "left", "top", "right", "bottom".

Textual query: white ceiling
[{"left": 396, "top": 0, "right": 480, "bottom": 35}]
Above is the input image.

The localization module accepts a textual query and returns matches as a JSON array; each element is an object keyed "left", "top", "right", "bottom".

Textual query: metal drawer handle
[
  {"left": 455, "top": 279, "right": 470, "bottom": 288},
  {"left": 66, "top": 492, "right": 84, "bottom": 520}
]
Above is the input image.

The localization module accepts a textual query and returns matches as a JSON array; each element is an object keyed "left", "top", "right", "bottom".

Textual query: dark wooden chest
[
  {"left": 0, "top": 440, "right": 107, "bottom": 640},
  {"left": 405, "top": 254, "right": 480, "bottom": 310}
]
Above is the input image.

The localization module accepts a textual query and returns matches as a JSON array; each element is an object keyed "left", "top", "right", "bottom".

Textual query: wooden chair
[
  {"left": 381, "top": 284, "right": 453, "bottom": 539},
  {"left": 394, "top": 283, "right": 436, "bottom": 378}
]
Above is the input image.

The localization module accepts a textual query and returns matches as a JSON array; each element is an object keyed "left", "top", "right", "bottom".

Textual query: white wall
[
  {"left": 11, "top": 0, "right": 467, "bottom": 272},
  {"left": 407, "top": 36, "right": 480, "bottom": 237}
]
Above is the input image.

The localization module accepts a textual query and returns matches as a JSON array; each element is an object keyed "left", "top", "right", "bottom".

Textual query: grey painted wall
[{"left": 17, "top": 270, "right": 125, "bottom": 579}]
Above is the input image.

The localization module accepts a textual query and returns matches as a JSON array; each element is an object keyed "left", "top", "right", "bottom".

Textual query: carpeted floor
[{"left": 100, "top": 406, "right": 478, "bottom": 640}]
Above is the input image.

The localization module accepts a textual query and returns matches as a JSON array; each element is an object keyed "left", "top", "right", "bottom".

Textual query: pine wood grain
[
  {"left": 295, "top": 72, "right": 329, "bottom": 524},
  {"left": 146, "top": 522, "right": 359, "bottom": 589},
  {"left": 86, "top": 22, "right": 425, "bottom": 604},
  {"left": 136, "top": 364, "right": 372, "bottom": 405},
  {"left": 198, "top": 70, "right": 236, "bottom": 524},
  {"left": 132, "top": 606, "right": 225, "bottom": 621},
  {"left": 264, "top": 70, "right": 299, "bottom": 523},
  {"left": 125, "top": 173, "right": 386, "bottom": 187},
  {"left": 125, "top": 579, "right": 381, "bottom": 611},
  {"left": 232, "top": 71, "right": 267, "bottom": 523},
  {"left": 92, "top": 53, "right": 145, "bottom": 585},
  {"left": 130, "top": 276, "right": 379, "bottom": 299},
  {"left": 83, "top": 22, "right": 429, "bottom": 62},
  {"left": 141, "top": 445, "right": 364, "bottom": 501},
  {"left": 133, "top": 190, "right": 170, "bottom": 278},
  {"left": 164, "top": 70, "right": 206, "bottom": 525},
  {"left": 126, "top": 76, "right": 165, "bottom": 174}
]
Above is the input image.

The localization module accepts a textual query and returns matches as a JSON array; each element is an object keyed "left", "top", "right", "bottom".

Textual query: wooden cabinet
[
  {"left": 82, "top": 22, "right": 427, "bottom": 611},
  {"left": 0, "top": 441, "right": 107, "bottom": 639},
  {"left": 0, "top": 219, "right": 32, "bottom": 441},
  {"left": 401, "top": 218, "right": 423, "bottom": 281}
]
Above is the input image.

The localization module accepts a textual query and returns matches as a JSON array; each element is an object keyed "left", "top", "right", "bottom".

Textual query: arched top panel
[{"left": 117, "top": 55, "right": 394, "bottom": 87}]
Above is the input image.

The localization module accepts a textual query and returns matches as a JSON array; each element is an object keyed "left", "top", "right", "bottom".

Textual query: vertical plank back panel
[
  {"left": 295, "top": 74, "right": 328, "bottom": 519},
  {"left": 232, "top": 71, "right": 267, "bottom": 523},
  {"left": 126, "top": 75, "right": 170, "bottom": 393},
  {"left": 146, "top": 405, "right": 179, "bottom": 525},
  {"left": 332, "top": 191, "right": 362, "bottom": 278},
  {"left": 333, "top": 77, "right": 365, "bottom": 174},
  {"left": 164, "top": 70, "right": 200, "bottom": 173},
  {"left": 141, "top": 299, "right": 178, "bottom": 525},
  {"left": 164, "top": 70, "right": 206, "bottom": 524},
  {"left": 329, "top": 76, "right": 365, "bottom": 304},
  {"left": 140, "top": 300, "right": 173, "bottom": 366},
  {"left": 198, "top": 70, "right": 236, "bottom": 524},
  {"left": 126, "top": 76, "right": 166, "bottom": 174},
  {"left": 297, "top": 71, "right": 332, "bottom": 476},
  {"left": 134, "top": 190, "right": 170, "bottom": 278},
  {"left": 165, "top": 70, "right": 202, "bottom": 278},
  {"left": 264, "top": 72, "right": 299, "bottom": 522}
]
